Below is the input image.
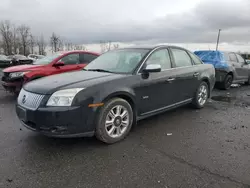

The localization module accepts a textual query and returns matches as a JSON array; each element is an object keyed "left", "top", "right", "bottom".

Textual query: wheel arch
[
  {"left": 201, "top": 77, "right": 211, "bottom": 97},
  {"left": 102, "top": 91, "right": 136, "bottom": 111},
  {"left": 227, "top": 71, "right": 234, "bottom": 79}
]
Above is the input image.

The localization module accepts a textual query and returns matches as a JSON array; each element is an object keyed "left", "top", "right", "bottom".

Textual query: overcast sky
[{"left": 1, "top": 0, "right": 250, "bottom": 44}]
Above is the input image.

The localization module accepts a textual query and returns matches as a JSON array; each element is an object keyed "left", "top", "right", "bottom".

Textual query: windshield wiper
[{"left": 84, "top": 69, "right": 113, "bottom": 73}]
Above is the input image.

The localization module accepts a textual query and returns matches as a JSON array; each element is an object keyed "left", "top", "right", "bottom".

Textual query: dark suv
[{"left": 194, "top": 50, "right": 250, "bottom": 90}]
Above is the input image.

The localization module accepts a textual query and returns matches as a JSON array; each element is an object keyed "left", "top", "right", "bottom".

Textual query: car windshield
[
  {"left": 84, "top": 49, "right": 149, "bottom": 74},
  {"left": 194, "top": 51, "right": 223, "bottom": 62},
  {"left": 33, "top": 53, "right": 62, "bottom": 65}
]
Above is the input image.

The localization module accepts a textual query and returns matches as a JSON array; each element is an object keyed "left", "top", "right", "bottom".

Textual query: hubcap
[
  {"left": 198, "top": 85, "right": 208, "bottom": 106},
  {"left": 105, "top": 105, "right": 129, "bottom": 138}
]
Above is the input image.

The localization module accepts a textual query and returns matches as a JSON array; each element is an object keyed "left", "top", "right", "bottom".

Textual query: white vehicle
[{"left": 27, "top": 54, "right": 45, "bottom": 61}]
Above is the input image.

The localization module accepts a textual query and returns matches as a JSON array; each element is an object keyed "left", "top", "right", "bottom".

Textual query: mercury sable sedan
[{"left": 16, "top": 45, "right": 215, "bottom": 144}]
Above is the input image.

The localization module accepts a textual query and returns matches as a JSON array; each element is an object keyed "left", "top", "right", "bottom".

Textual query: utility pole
[{"left": 216, "top": 29, "right": 221, "bottom": 51}]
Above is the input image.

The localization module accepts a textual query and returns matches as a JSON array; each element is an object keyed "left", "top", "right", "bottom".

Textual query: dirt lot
[{"left": 0, "top": 70, "right": 250, "bottom": 188}]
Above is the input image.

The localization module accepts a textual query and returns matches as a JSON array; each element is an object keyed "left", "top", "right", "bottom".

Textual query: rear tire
[
  {"left": 192, "top": 81, "right": 209, "bottom": 109},
  {"left": 95, "top": 98, "right": 133, "bottom": 144},
  {"left": 219, "top": 74, "right": 233, "bottom": 90}
]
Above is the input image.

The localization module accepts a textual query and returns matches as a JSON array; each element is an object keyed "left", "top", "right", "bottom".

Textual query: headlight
[
  {"left": 9, "top": 71, "right": 29, "bottom": 78},
  {"left": 46, "top": 88, "right": 85, "bottom": 107}
]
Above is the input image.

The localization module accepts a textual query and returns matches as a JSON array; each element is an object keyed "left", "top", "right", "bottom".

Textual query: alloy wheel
[
  {"left": 105, "top": 105, "right": 130, "bottom": 138},
  {"left": 197, "top": 84, "right": 208, "bottom": 106}
]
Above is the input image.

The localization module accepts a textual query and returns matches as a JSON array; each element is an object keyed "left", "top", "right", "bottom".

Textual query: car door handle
[
  {"left": 166, "top": 78, "right": 175, "bottom": 82},
  {"left": 193, "top": 72, "right": 200, "bottom": 77}
]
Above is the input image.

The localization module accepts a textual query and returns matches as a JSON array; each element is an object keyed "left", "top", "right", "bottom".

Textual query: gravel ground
[{"left": 0, "top": 70, "right": 250, "bottom": 188}]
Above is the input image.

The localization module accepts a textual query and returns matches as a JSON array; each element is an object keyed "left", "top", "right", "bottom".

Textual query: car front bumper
[
  {"left": 16, "top": 104, "right": 97, "bottom": 138},
  {"left": 1, "top": 73, "right": 24, "bottom": 92},
  {"left": 1, "top": 81, "right": 23, "bottom": 92}
]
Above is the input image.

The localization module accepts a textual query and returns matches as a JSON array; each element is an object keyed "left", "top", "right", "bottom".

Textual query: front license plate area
[{"left": 17, "top": 106, "right": 27, "bottom": 122}]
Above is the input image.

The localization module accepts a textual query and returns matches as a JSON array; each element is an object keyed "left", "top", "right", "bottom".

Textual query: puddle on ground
[{"left": 211, "top": 95, "right": 236, "bottom": 103}]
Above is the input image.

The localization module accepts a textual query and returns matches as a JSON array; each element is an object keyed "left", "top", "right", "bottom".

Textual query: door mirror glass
[{"left": 143, "top": 64, "right": 161, "bottom": 73}]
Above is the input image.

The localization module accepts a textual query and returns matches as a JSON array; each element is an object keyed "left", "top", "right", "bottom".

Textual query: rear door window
[
  {"left": 222, "top": 52, "right": 230, "bottom": 61},
  {"left": 84, "top": 53, "right": 98, "bottom": 63},
  {"left": 171, "top": 48, "right": 192, "bottom": 67},
  {"left": 79, "top": 53, "right": 98, "bottom": 64},
  {"left": 188, "top": 52, "right": 203, "bottom": 65},
  {"left": 236, "top": 54, "right": 245, "bottom": 64},
  {"left": 146, "top": 49, "right": 172, "bottom": 69},
  {"left": 229, "top": 53, "right": 238, "bottom": 62},
  {"left": 61, "top": 53, "right": 80, "bottom": 65}
]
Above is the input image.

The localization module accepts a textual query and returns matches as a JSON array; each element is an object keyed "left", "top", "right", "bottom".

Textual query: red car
[{"left": 1, "top": 50, "right": 99, "bottom": 93}]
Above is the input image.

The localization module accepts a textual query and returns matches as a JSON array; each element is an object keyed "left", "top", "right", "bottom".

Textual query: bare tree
[
  {"left": 100, "top": 41, "right": 119, "bottom": 53},
  {"left": 0, "top": 20, "right": 13, "bottom": 55},
  {"left": 113, "top": 43, "right": 119, "bottom": 49},
  {"left": 50, "top": 32, "right": 61, "bottom": 52},
  {"left": 29, "top": 34, "right": 35, "bottom": 54},
  {"left": 37, "top": 35, "right": 46, "bottom": 55},
  {"left": 0, "top": 39, "right": 3, "bottom": 54},
  {"left": 13, "top": 26, "right": 20, "bottom": 54},
  {"left": 66, "top": 43, "right": 73, "bottom": 51},
  {"left": 58, "top": 38, "right": 64, "bottom": 51},
  {"left": 82, "top": 45, "right": 87, "bottom": 51},
  {"left": 17, "top": 24, "right": 30, "bottom": 55},
  {"left": 100, "top": 40, "right": 112, "bottom": 53},
  {"left": 72, "top": 44, "right": 87, "bottom": 51}
]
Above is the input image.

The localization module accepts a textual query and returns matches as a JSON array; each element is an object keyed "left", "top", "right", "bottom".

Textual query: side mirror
[
  {"left": 53, "top": 61, "right": 65, "bottom": 67},
  {"left": 143, "top": 64, "right": 161, "bottom": 73}
]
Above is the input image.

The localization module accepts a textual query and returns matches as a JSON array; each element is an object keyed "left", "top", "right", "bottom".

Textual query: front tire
[
  {"left": 192, "top": 81, "right": 209, "bottom": 109},
  {"left": 95, "top": 98, "right": 133, "bottom": 144}
]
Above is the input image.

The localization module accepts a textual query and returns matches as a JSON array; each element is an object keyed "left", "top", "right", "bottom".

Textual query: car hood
[
  {"left": 3, "top": 64, "right": 44, "bottom": 72},
  {"left": 23, "top": 70, "right": 125, "bottom": 95}
]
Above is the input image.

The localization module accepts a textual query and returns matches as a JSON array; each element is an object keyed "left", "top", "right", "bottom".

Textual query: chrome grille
[{"left": 17, "top": 89, "right": 45, "bottom": 110}]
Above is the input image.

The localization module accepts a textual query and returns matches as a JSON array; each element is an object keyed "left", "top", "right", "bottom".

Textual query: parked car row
[
  {"left": 1, "top": 51, "right": 99, "bottom": 93},
  {"left": 0, "top": 54, "right": 37, "bottom": 68},
  {"left": 1, "top": 46, "right": 249, "bottom": 144},
  {"left": 0, "top": 55, "right": 11, "bottom": 68}
]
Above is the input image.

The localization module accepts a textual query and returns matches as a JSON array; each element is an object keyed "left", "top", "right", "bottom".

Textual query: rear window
[{"left": 194, "top": 51, "right": 223, "bottom": 62}]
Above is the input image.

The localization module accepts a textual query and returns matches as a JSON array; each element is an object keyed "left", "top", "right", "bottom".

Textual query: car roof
[
  {"left": 120, "top": 45, "right": 188, "bottom": 51},
  {"left": 194, "top": 50, "right": 240, "bottom": 54},
  {"left": 59, "top": 50, "right": 100, "bottom": 55}
]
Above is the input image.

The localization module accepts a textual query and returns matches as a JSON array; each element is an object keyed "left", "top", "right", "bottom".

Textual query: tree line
[
  {"left": 0, "top": 20, "right": 46, "bottom": 56},
  {"left": 0, "top": 20, "right": 119, "bottom": 56}
]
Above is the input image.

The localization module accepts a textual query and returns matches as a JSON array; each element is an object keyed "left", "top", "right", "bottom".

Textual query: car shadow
[{"left": 23, "top": 105, "right": 191, "bottom": 151}]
